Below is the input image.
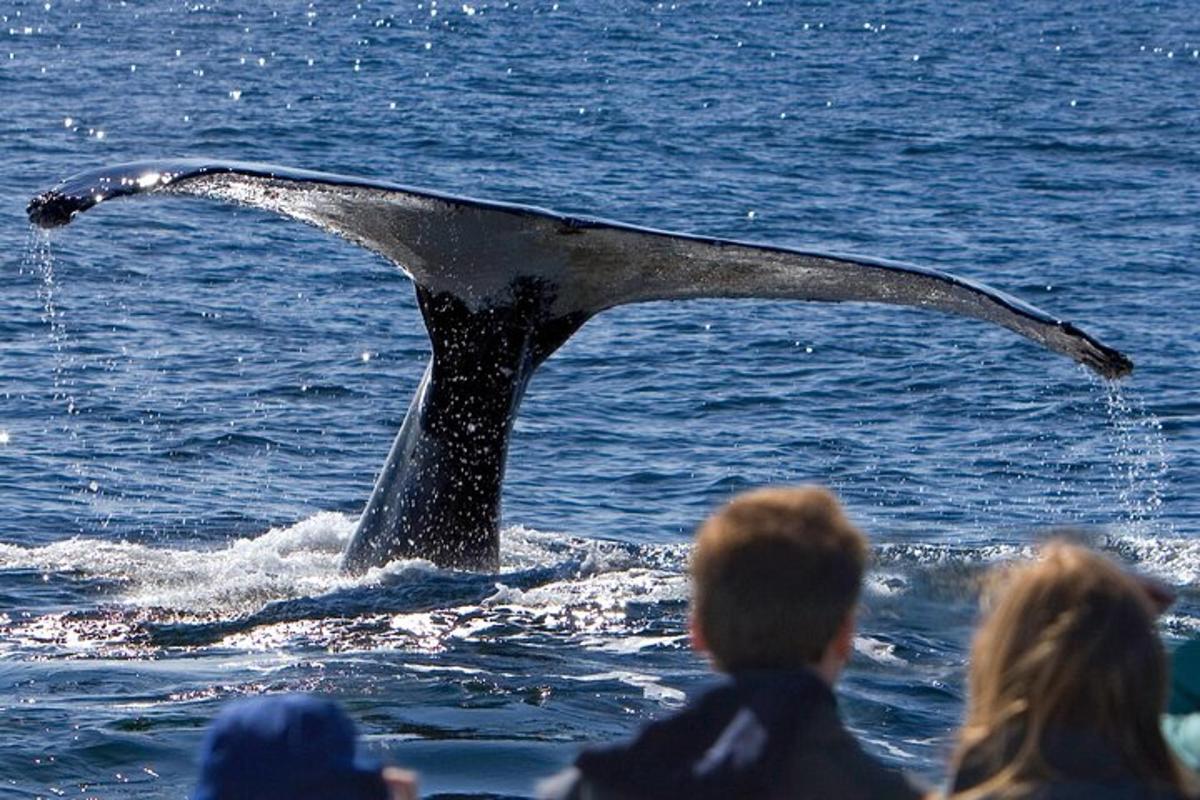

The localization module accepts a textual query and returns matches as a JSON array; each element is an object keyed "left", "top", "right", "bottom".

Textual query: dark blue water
[{"left": 2, "top": 1, "right": 1199, "bottom": 797}]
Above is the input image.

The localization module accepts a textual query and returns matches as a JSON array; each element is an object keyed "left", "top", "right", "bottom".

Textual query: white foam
[
  {"left": 865, "top": 571, "right": 909, "bottom": 597},
  {"left": 0, "top": 513, "right": 401, "bottom": 617},
  {"left": 570, "top": 670, "right": 687, "bottom": 707},
  {"left": 858, "top": 734, "right": 918, "bottom": 761},
  {"left": 1104, "top": 529, "right": 1200, "bottom": 587},
  {"left": 0, "top": 518, "right": 696, "bottom": 657},
  {"left": 582, "top": 634, "right": 689, "bottom": 654},
  {"left": 486, "top": 567, "right": 687, "bottom": 611},
  {"left": 854, "top": 635, "right": 907, "bottom": 667}
]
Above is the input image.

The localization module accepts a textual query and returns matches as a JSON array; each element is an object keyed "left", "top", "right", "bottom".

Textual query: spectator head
[
  {"left": 689, "top": 485, "right": 868, "bottom": 676},
  {"left": 954, "top": 541, "right": 1187, "bottom": 796},
  {"left": 192, "top": 693, "right": 389, "bottom": 800}
]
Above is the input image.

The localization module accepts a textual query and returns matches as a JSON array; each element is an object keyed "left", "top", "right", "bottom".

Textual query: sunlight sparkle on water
[{"left": 0, "top": 430, "right": 10, "bottom": 445}]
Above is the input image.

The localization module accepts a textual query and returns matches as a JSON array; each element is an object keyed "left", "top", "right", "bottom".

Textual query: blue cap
[{"left": 192, "top": 693, "right": 388, "bottom": 800}]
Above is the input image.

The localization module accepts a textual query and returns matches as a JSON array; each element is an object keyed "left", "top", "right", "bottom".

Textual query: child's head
[
  {"left": 690, "top": 485, "right": 867, "bottom": 673},
  {"left": 955, "top": 541, "right": 1186, "bottom": 796},
  {"left": 193, "top": 693, "right": 394, "bottom": 800}
]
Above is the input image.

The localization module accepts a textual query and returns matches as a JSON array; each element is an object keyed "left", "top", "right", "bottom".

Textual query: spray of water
[
  {"left": 25, "top": 228, "right": 74, "bottom": 414},
  {"left": 1104, "top": 381, "right": 1171, "bottom": 538},
  {"left": 23, "top": 227, "right": 103, "bottom": 518}
]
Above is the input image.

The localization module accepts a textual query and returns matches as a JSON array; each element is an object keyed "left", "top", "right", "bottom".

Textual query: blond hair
[
  {"left": 690, "top": 485, "right": 867, "bottom": 672},
  {"left": 951, "top": 541, "right": 1191, "bottom": 798}
]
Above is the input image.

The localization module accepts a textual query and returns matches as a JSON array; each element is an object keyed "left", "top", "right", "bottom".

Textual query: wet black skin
[{"left": 342, "top": 280, "right": 587, "bottom": 572}]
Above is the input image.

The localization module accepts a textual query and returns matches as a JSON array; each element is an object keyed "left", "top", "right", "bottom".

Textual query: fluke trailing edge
[{"left": 28, "top": 160, "right": 1133, "bottom": 572}]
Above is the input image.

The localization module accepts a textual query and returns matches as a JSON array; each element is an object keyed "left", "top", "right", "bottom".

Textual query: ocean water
[{"left": 1, "top": 1, "right": 1199, "bottom": 797}]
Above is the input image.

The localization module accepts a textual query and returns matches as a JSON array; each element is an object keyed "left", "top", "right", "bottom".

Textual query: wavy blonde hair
[{"left": 950, "top": 541, "right": 1193, "bottom": 799}]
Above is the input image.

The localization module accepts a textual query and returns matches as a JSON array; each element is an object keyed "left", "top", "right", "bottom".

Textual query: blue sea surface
[{"left": 1, "top": 1, "right": 1198, "bottom": 797}]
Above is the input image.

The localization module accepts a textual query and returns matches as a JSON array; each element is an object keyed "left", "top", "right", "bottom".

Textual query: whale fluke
[{"left": 28, "top": 159, "right": 1133, "bottom": 570}]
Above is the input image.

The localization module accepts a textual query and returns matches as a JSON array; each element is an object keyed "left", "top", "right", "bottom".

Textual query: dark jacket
[
  {"left": 541, "top": 668, "right": 924, "bottom": 800},
  {"left": 949, "top": 728, "right": 1194, "bottom": 800}
]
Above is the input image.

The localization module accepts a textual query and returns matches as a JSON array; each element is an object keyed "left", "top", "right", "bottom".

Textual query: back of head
[
  {"left": 690, "top": 485, "right": 867, "bottom": 672},
  {"left": 954, "top": 541, "right": 1185, "bottom": 797}
]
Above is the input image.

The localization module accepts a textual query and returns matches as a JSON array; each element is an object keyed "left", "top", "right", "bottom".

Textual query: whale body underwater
[{"left": 28, "top": 160, "right": 1133, "bottom": 572}]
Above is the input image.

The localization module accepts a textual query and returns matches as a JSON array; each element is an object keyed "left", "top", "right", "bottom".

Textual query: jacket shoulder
[{"left": 784, "top": 714, "right": 926, "bottom": 800}]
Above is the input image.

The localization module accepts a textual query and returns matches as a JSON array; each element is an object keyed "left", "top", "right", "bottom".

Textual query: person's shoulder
[
  {"left": 784, "top": 709, "right": 926, "bottom": 800},
  {"left": 1036, "top": 788, "right": 1191, "bottom": 800},
  {"left": 970, "top": 781, "right": 1195, "bottom": 800}
]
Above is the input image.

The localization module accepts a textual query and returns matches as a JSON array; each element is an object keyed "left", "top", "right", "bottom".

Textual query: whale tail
[{"left": 28, "top": 160, "right": 1133, "bottom": 570}]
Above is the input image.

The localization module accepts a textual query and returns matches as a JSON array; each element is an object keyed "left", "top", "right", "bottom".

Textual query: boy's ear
[
  {"left": 833, "top": 611, "right": 856, "bottom": 662},
  {"left": 689, "top": 612, "right": 709, "bottom": 654}
]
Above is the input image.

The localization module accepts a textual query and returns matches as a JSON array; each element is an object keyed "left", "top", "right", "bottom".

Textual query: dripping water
[
  {"left": 24, "top": 227, "right": 103, "bottom": 514},
  {"left": 26, "top": 227, "right": 76, "bottom": 417},
  {"left": 1104, "top": 381, "right": 1171, "bottom": 538}
]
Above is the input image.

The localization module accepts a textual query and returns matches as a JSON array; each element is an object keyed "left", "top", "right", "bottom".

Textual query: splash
[
  {"left": 0, "top": 517, "right": 691, "bottom": 660},
  {"left": 0, "top": 512, "right": 348, "bottom": 613}
]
